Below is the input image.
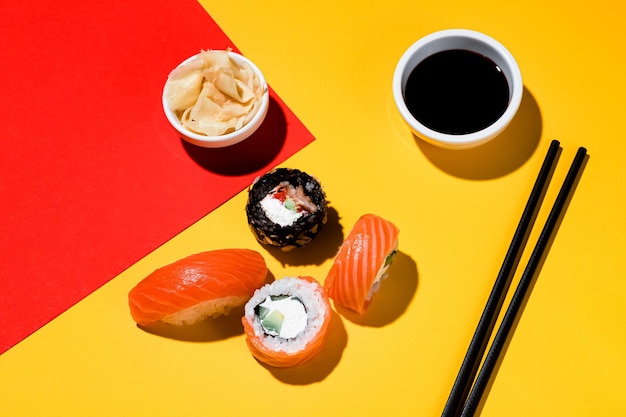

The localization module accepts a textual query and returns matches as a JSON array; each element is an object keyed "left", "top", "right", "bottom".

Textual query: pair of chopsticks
[{"left": 441, "top": 140, "right": 587, "bottom": 417}]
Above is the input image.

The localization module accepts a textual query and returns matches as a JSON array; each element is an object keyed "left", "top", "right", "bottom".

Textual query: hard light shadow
[
  {"left": 263, "top": 310, "right": 348, "bottom": 385},
  {"left": 336, "top": 251, "right": 419, "bottom": 327},
  {"left": 472, "top": 152, "right": 590, "bottom": 415},
  {"left": 261, "top": 205, "right": 345, "bottom": 267},
  {"left": 417, "top": 86, "right": 543, "bottom": 180},
  {"left": 181, "top": 96, "right": 287, "bottom": 176}
]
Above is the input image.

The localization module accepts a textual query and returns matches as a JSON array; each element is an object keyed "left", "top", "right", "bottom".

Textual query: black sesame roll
[{"left": 246, "top": 168, "right": 327, "bottom": 251}]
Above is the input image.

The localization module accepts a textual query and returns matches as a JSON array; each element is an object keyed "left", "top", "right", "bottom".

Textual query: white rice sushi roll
[{"left": 241, "top": 276, "right": 331, "bottom": 367}]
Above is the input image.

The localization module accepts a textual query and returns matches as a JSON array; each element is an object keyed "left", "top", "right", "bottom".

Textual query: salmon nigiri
[
  {"left": 128, "top": 249, "right": 267, "bottom": 327},
  {"left": 242, "top": 276, "right": 331, "bottom": 367},
  {"left": 324, "top": 214, "right": 399, "bottom": 315}
]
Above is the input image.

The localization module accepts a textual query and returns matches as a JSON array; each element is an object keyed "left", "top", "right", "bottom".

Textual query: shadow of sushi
[
  {"left": 262, "top": 310, "right": 348, "bottom": 385},
  {"left": 335, "top": 251, "right": 419, "bottom": 327},
  {"left": 262, "top": 206, "right": 345, "bottom": 266}
]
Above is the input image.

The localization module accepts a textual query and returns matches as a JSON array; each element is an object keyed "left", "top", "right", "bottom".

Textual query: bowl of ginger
[{"left": 162, "top": 49, "right": 269, "bottom": 148}]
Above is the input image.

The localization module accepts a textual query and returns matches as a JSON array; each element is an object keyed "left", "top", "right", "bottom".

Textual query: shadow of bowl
[
  {"left": 181, "top": 96, "right": 287, "bottom": 176},
  {"left": 417, "top": 86, "right": 543, "bottom": 180}
]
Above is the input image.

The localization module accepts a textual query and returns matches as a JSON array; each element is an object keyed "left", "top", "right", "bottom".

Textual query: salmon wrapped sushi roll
[
  {"left": 324, "top": 214, "right": 399, "bottom": 315},
  {"left": 246, "top": 168, "right": 327, "bottom": 251},
  {"left": 128, "top": 249, "right": 267, "bottom": 327},
  {"left": 242, "top": 276, "right": 331, "bottom": 367}
]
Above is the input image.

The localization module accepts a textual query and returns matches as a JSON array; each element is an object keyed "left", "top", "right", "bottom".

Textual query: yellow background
[{"left": 2, "top": 0, "right": 625, "bottom": 416}]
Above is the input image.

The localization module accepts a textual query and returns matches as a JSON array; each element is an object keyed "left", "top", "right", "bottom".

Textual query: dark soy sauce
[{"left": 404, "top": 49, "right": 510, "bottom": 135}]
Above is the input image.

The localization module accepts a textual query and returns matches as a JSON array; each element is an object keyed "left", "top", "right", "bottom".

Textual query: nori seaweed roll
[{"left": 246, "top": 168, "right": 327, "bottom": 251}]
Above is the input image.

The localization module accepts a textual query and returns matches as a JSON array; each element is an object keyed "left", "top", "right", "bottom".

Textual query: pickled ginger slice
[
  {"left": 163, "top": 65, "right": 204, "bottom": 111},
  {"left": 214, "top": 67, "right": 255, "bottom": 103}
]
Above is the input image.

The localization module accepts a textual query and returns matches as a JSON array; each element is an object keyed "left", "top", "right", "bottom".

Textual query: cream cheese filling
[
  {"left": 255, "top": 295, "right": 308, "bottom": 339},
  {"left": 260, "top": 195, "right": 303, "bottom": 227}
]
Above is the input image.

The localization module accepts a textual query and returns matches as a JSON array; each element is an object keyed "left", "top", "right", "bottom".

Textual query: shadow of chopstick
[{"left": 471, "top": 151, "right": 590, "bottom": 416}]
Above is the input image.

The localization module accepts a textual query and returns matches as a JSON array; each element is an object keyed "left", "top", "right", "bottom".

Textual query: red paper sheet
[{"left": 0, "top": 0, "right": 314, "bottom": 354}]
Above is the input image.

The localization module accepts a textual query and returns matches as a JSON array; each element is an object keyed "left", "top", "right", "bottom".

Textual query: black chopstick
[
  {"left": 441, "top": 140, "right": 561, "bottom": 417},
  {"left": 459, "top": 146, "right": 587, "bottom": 417}
]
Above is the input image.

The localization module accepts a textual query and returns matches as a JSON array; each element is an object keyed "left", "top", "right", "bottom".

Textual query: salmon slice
[
  {"left": 324, "top": 214, "right": 399, "bottom": 315},
  {"left": 128, "top": 249, "right": 267, "bottom": 326}
]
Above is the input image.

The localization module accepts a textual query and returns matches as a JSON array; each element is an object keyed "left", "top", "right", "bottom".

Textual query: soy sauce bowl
[
  {"left": 392, "top": 29, "right": 523, "bottom": 149},
  {"left": 162, "top": 51, "right": 270, "bottom": 148}
]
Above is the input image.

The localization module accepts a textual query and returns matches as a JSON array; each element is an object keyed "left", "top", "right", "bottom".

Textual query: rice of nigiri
[
  {"left": 242, "top": 276, "right": 331, "bottom": 367},
  {"left": 324, "top": 214, "right": 399, "bottom": 315},
  {"left": 128, "top": 249, "right": 267, "bottom": 327}
]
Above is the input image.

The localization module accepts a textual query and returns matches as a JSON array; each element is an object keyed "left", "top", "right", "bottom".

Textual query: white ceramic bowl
[
  {"left": 162, "top": 51, "right": 270, "bottom": 148},
  {"left": 393, "top": 29, "right": 523, "bottom": 149}
]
